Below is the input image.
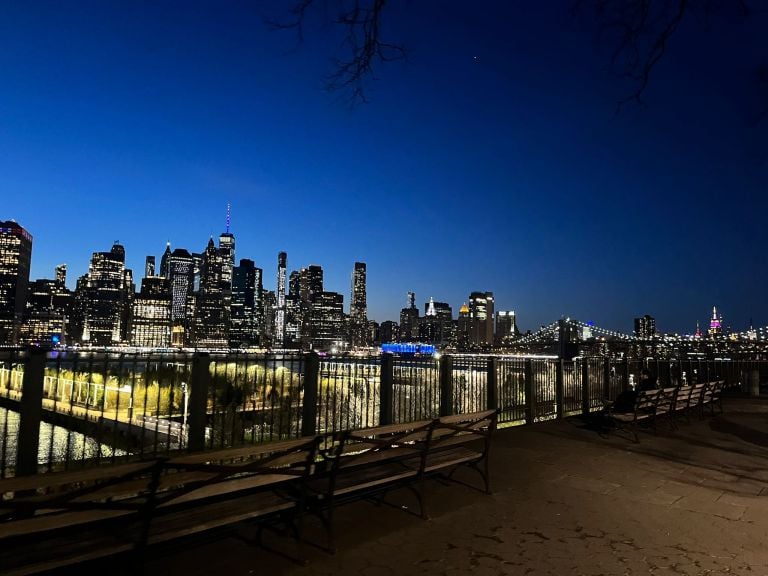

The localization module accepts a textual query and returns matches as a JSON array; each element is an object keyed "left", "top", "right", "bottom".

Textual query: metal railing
[{"left": 0, "top": 348, "right": 760, "bottom": 478}]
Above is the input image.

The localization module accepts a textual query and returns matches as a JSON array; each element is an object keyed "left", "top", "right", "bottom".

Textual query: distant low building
[
  {"left": 495, "top": 310, "right": 519, "bottom": 346},
  {"left": 130, "top": 277, "right": 171, "bottom": 348},
  {"left": 379, "top": 320, "right": 399, "bottom": 343},
  {"left": 20, "top": 276, "right": 71, "bottom": 346},
  {"left": 634, "top": 314, "right": 656, "bottom": 338}
]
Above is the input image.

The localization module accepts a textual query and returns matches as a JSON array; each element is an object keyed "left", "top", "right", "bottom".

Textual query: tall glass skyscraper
[
  {"left": 350, "top": 262, "right": 368, "bottom": 347},
  {"left": 274, "top": 251, "right": 287, "bottom": 347},
  {"left": 0, "top": 220, "right": 32, "bottom": 344},
  {"left": 165, "top": 248, "right": 194, "bottom": 346},
  {"left": 231, "top": 258, "right": 260, "bottom": 348}
]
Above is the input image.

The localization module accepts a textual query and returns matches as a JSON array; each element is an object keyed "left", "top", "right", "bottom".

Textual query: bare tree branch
[
  {"left": 581, "top": 0, "right": 764, "bottom": 115},
  {"left": 273, "top": 0, "right": 405, "bottom": 106},
  {"left": 617, "top": 0, "right": 688, "bottom": 110},
  {"left": 266, "top": 0, "right": 315, "bottom": 42},
  {"left": 276, "top": 0, "right": 765, "bottom": 119},
  {"left": 757, "top": 60, "right": 768, "bottom": 122},
  {"left": 581, "top": 0, "right": 690, "bottom": 111}
]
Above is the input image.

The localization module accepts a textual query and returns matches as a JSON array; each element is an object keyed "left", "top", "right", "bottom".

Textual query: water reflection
[{"left": 0, "top": 408, "right": 126, "bottom": 472}]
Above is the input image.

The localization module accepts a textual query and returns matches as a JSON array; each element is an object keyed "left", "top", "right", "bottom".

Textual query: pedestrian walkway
[{"left": 135, "top": 397, "right": 768, "bottom": 575}]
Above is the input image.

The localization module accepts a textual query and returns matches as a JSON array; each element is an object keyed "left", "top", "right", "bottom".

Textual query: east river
[{"left": 0, "top": 407, "right": 125, "bottom": 473}]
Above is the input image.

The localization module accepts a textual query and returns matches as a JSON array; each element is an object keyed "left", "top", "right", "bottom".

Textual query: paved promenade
[{"left": 142, "top": 397, "right": 768, "bottom": 576}]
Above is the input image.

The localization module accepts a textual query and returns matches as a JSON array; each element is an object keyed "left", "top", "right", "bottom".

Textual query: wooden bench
[
  {"left": 311, "top": 409, "right": 498, "bottom": 549},
  {"left": 0, "top": 436, "right": 322, "bottom": 575},
  {"left": 607, "top": 389, "right": 662, "bottom": 442},
  {"left": 653, "top": 387, "right": 679, "bottom": 431},
  {"left": 701, "top": 380, "right": 725, "bottom": 415},
  {"left": 672, "top": 383, "right": 705, "bottom": 424},
  {"left": 0, "top": 410, "right": 499, "bottom": 573},
  {"left": 426, "top": 410, "right": 496, "bottom": 495}
]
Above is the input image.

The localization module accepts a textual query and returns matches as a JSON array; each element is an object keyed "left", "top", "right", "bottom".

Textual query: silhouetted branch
[
  {"left": 274, "top": 0, "right": 405, "bottom": 106},
  {"left": 581, "top": 0, "right": 763, "bottom": 114},
  {"left": 758, "top": 60, "right": 768, "bottom": 122},
  {"left": 582, "top": 0, "right": 690, "bottom": 110},
  {"left": 266, "top": 0, "right": 315, "bottom": 42}
]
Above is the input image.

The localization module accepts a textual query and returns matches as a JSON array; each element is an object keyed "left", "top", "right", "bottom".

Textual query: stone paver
[{"left": 135, "top": 397, "right": 768, "bottom": 576}]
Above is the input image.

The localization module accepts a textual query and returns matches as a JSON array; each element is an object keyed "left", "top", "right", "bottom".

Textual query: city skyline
[
  {"left": 3, "top": 3, "right": 767, "bottom": 333},
  {"left": 2, "top": 216, "right": 755, "bottom": 337}
]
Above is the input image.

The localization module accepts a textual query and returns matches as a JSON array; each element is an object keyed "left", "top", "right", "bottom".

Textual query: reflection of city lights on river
[{"left": 0, "top": 408, "right": 126, "bottom": 471}]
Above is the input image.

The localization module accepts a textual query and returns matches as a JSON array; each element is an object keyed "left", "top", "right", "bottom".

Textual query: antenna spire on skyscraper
[{"left": 225, "top": 202, "right": 231, "bottom": 233}]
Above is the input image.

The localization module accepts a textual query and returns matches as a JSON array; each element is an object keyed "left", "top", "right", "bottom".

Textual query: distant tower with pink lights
[{"left": 708, "top": 306, "right": 723, "bottom": 337}]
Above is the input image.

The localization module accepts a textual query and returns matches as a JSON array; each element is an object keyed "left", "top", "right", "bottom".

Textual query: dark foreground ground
[{"left": 88, "top": 397, "right": 768, "bottom": 575}]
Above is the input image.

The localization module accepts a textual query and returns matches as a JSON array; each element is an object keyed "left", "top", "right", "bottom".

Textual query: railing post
[
  {"left": 17, "top": 349, "right": 46, "bottom": 476},
  {"left": 749, "top": 367, "right": 760, "bottom": 397},
  {"left": 555, "top": 358, "right": 564, "bottom": 420},
  {"left": 581, "top": 359, "right": 590, "bottom": 415},
  {"left": 301, "top": 352, "right": 320, "bottom": 436},
  {"left": 623, "top": 358, "right": 630, "bottom": 392},
  {"left": 439, "top": 354, "right": 453, "bottom": 417},
  {"left": 603, "top": 358, "right": 611, "bottom": 401},
  {"left": 379, "top": 352, "right": 394, "bottom": 425},
  {"left": 524, "top": 359, "right": 534, "bottom": 425},
  {"left": 487, "top": 357, "right": 498, "bottom": 411},
  {"left": 187, "top": 353, "right": 210, "bottom": 452}
]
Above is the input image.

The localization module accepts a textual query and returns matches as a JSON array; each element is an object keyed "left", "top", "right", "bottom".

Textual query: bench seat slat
[
  {"left": 330, "top": 463, "right": 419, "bottom": 496},
  {"left": 423, "top": 447, "right": 483, "bottom": 472},
  {"left": 0, "top": 461, "right": 158, "bottom": 494},
  {"left": 0, "top": 508, "right": 133, "bottom": 539},
  {"left": 148, "top": 490, "right": 297, "bottom": 544},
  {"left": 169, "top": 437, "right": 318, "bottom": 465}
]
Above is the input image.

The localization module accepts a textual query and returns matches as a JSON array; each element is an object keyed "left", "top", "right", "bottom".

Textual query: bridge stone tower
[{"left": 558, "top": 318, "right": 580, "bottom": 359}]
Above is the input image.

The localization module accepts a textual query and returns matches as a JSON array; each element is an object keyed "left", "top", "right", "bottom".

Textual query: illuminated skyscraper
[
  {"left": 350, "top": 262, "right": 367, "bottom": 317},
  {"left": 165, "top": 248, "right": 194, "bottom": 346},
  {"left": 219, "top": 232, "right": 235, "bottom": 289},
  {"left": 708, "top": 306, "right": 723, "bottom": 337},
  {"left": 285, "top": 294, "right": 303, "bottom": 348},
  {"left": 81, "top": 242, "right": 133, "bottom": 346},
  {"left": 297, "top": 265, "right": 323, "bottom": 349},
  {"left": 310, "top": 291, "right": 345, "bottom": 351},
  {"left": 274, "top": 251, "right": 287, "bottom": 347},
  {"left": 231, "top": 259, "right": 260, "bottom": 348},
  {"left": 349, "top": 262, "right": 368, "bottom": 347},
  {"left": 420, "top": 297, "right": 439, "bottom": 343},
  {"left": 144, "top": 256, "right": 155, "bottom": 278},
  {"left": 262, "top": 290, "right": 276, "bottom": 342},
  {"left": 399, "top": 292, "right": 419, "bottom": 341},
  {"left": 55, "top": 263, "right": 67, "bottom": 286},
  {"left": 160, "top": 242, "right": 171, "bottom": 278},
  {"left": 194, "top": 237, "right": 231, "bottom": 348},
  {"left": 252, "top": 265, "right": 264, "bottom": 342},
  {"left": 300, "top": 265, "right": 323, "bottom": 302},
  {"left": 0, "top": 220, "right": 32, "bottom": 344},
  {"left": 419, "top": 298, "right": 453, "bottom": 345},
  {"left": 289, "top": 270, "right": 300, "bottom": 298},
  {"left": 457, "top": 303, "right": 470, "bottom": 350},
  {"left": 468, "top": 291, "right": 494, "bottom": 347},
  {"left": 747, "top": 321, "right": 757, "bottom": 341}
]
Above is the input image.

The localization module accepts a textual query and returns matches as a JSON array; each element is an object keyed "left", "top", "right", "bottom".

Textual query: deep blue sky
[{"left": 2, "top": 1, "right": 766, "bottom": 334}]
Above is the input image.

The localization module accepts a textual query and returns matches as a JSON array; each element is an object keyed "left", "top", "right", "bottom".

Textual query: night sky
[{"left": 2, "top": 2, "right": 766, "bottom": 335}]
